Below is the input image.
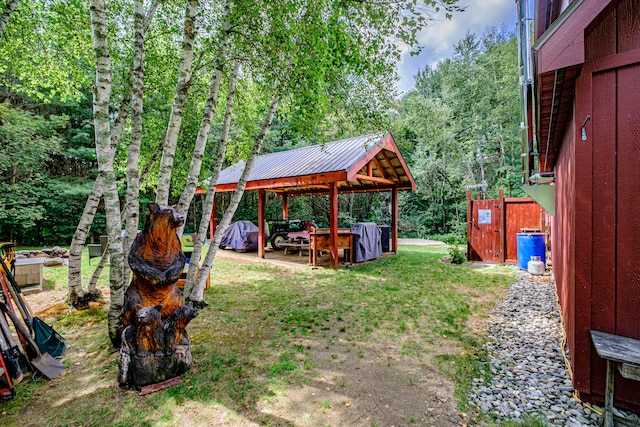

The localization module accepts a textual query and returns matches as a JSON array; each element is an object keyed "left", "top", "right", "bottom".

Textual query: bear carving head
[
  {"left": 170, "top": 303, "right": 199, "bottom": 329},
  {"left": 135, "top": 304, "right": 162, "bottom": 327},
  {"left": 147, "top": 203, "right": 184, "bottom": 230}
]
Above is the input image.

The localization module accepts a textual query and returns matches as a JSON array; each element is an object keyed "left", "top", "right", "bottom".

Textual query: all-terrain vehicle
[{"left": 268, "top": 219, "right": 317, "bottom": 250}]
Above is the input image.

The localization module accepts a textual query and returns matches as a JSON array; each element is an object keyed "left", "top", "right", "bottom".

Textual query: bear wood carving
[
  {"left": 122, "top": 203, "right": 186, "bottom": 331},
  {"left": 118, "top": 203, "right": 199, "bottom": 389}
]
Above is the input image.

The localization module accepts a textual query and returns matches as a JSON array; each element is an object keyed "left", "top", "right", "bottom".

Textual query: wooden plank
[
  {"left": 329, "top": 183, "right": 339, "bottom": 268},
  {"left": 590, "top": 70, "right": 616, "bottom": 338},
  {"left": 573, "top": 71, "right": 593, "bottom": 392},
  {"left": 585, "top": 3, "right": 616, "bottom": 62},
  {"left": 466, "top": 191, "right": 473, "bottom": 261},
  {"left": 258, "top": 190, "right": 265, "bottom": 259},
  {"left": 615, "top": 62, "right": 640, "bottom": 339},
  {"left": 139, "top": 376, "right": 182, "bottom": 396},
  {"left": 214, "top": 171, "right": 348, "bottom": 192},
  {"left": 282, "top": 193, "right": 288, "bottom": 219},
  {"left": 617, "top": 0, "right": 640, "bottom": 53},
  {"left": 604, "top": 360, "right": 615, "bottom": 427},
  {"left": 391, "top": 187, "right": 398, "bottom": 253},
  {"left": 354, "top": 174, "right": 396, "bottom": 185},
  {"left": 620, "top": 363, "right": 640, "bottom": 381},
  {"left": 591, "top": 331, "right": 640, "bottom": 365},
  {"left": 499, "top": 189, "right": 505, "bottom": 264},
  {"left": 583, "top": 47, "right": 640, "bottom": 74},
  {"left": 535, "top": 0, "right": 611, "bottom": 73}
]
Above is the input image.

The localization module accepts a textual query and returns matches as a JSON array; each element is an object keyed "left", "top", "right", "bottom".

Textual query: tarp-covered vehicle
[{"left": 219, "top": 220, "right": 266, "bottom": 252}]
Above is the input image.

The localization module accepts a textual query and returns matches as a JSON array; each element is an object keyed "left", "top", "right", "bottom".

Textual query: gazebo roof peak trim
[{"left": 214, "top": 132, "right": 416, "bottom": 193}]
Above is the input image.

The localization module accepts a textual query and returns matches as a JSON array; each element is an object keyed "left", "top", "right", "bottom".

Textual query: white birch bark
[
  {"left": 188, "top": 96, "right": 280, "bottom": 305},
  {"left": 90, "top": 0, "right": 127, "bottom": 346},
  {"left": 0, "top": 0, "right": 18, "bottom": 41},
  {"left": 183, "top": 59, "right": 240, "bottom": 299},
  {"left": 122, "top": 0, "right": 146, "bottom": 283},
  {"left": 155, "top": 0, "right": 199, "bottom": 205},
  {"left": 67, "top": 94, "right": 130, "bottom": 304},
  {"left": 68, "top": 1, "right": 159, "bottom": 305},
  {"left": 175, "top": 14, "right": 230, "bottom": 228}
]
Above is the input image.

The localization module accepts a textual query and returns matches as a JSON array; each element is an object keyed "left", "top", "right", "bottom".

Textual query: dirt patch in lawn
[{"left": 255, "top": 341, "right": 461, "bottom": 426}]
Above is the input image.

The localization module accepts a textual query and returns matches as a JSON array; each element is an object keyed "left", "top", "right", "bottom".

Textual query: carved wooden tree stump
[
  {"left": 117, "top": 203, "right": 199, "bottom": 389},
  {"left": 118, "top": 304, "right": 198, "bottom": 388}
]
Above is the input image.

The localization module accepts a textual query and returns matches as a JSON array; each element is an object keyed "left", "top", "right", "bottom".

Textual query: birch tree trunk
[
  {"left": 68, "top": 174, "right": 104, "bottom": 304},
  {"left": 68, "top": 0, "right": 159, "bottom": 307},
  {"left": 183, "top": 60, "right": 240, "bottom": 300},
  {"left": 188, "top": 96, "right": 280, "bottom": 306},
  {"left": 67, "top": 94, "right": 129, "bottom": 305},
  {"left": 176, "top": 16, "right": 230, "bottom": 227},
  {"left": 155, "top": 0, "right": 199, "bottom": 205},
  {"left": 89, "top": 0, "right": 126, "bottom": 346},
  {"left": 0, "top": 0, "right": 18, "bottom": 41},
  {"left": 122, "top": 0, "right": 146, "bottom": 284}
]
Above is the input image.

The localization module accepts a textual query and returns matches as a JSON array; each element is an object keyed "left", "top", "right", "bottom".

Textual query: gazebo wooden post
[
  {"left": 391, "top": 186, "right": 398, "bottom": 253},
  {"left": 258, "top": 189, "right": 266, "bottom": 258},
  {"left": 210, "top": 195, "right": 216, "bottom": 241},
  {"left": 329, "top": 182, "right": 339, "bottom": 268},
  {"left": 282, "top": 193, "right": 288, "bottom": 219}
]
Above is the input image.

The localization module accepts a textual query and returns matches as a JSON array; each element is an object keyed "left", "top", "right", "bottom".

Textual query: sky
[{"left": 396, "top": 0, "right": 518, "bottom": 94}]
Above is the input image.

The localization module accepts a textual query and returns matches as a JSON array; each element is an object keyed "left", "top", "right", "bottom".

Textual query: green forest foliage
[
  {"left": 394, "top": 29, "right": 522, "bottom": 239},
  {"left": 0, "top": 1, "right": 519, "bottom": 246}
]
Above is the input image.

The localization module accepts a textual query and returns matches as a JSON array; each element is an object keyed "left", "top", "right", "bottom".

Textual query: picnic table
[
  {"left": 279, "top": 231, "right": 310, "bottom": 256},
  {"left": 309, "top": 228, "right": 353, "bottom": 267}
]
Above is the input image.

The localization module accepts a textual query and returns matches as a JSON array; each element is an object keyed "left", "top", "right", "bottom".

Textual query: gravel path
[{"left": 467, "top": 271, "right": 640, "bottom": 426}]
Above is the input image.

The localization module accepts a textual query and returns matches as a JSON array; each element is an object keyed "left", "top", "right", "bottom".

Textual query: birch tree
[
  {"left": 88, "top": 0, "right": 128, "bottom": 345},
  {"left": 183, "top": 60, "right": 241, "bottom": 302},
  {"left": 155, "top": 0, "right": 199, "bottom": 205},
  {"left": 175, "top": 5, "right": 232, "bottom": 228},
  {"left": 68, "top": 1, "right": 159, "bottom": 308},
  {"left": 188, "top": 96, "right": 279, "bottom": 306}
]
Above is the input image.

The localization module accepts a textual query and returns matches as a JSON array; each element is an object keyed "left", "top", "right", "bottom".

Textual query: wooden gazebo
[{"left": 212, "top": 132, "right": 416, "bottom": 268}]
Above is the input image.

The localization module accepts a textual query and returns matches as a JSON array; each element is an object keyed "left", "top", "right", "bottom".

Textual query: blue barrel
[{"left": 516, "top": 233, "right": 546, "bottom": 270}]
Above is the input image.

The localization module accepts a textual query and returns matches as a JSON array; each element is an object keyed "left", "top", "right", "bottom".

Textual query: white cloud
[{"left": 396, "top": 0, "right": 517, "bottom": 94}]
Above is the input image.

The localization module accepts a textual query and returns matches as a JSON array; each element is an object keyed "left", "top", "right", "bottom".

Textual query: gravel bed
[{"left": 467, "top": 270, "right": 640, "bottom": 426}]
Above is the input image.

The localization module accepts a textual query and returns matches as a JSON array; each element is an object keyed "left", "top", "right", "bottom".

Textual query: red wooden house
[{"left": 525, "top": 0, "right": 640, "bottom": 412}]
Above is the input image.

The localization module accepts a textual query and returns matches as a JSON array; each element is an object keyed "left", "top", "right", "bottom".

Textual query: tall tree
[
  {"left": 155, "top": 0, "right": 199, "bottom": 205},
  {"left": 0, "top": 0, "right": 19, "bottom": 41},
  {"left": 88, "top": 0, "right": 127, "bottom": 344}
]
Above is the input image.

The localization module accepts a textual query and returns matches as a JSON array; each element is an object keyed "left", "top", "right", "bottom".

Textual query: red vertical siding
[
  {"left": 551, "top": 105, "right": 576, "bottom": 380},
  {"left": 553, "top": 0, "right": 640, "bottom": 409},
  {"left": 573, "top": 70, "right": 594, "bottom": 393},
  {"left": 614, "top": 62, "right": 640, "bottom": 404},
  {"left": 588, "top": 69, "right": 618, "bottom": 396},
  {"left": 617, "top": 0, "right": 640, "bottom": 53}
]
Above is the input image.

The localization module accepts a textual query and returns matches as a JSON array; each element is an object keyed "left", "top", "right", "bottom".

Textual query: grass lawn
[{"left": 0, "top": 245, "right": 517, "bottom": 426}]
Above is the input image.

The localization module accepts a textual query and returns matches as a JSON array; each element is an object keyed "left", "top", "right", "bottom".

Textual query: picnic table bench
[
  {"left": 279, "top": 240, "right": 310, "bottom": 256},
  {"left": 590, "top": 330, "right": 640, "bottom": 427}
]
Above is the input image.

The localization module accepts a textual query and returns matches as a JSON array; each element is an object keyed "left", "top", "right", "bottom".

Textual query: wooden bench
[
  {"left": 88, "top": 235, "right": 109, "bottom": 263},
  {"left": 590, "top": 330, "right": 640, "bottom": 427},
  {"left": 279, "top": 241, "right": 310, "bottom": 256}
]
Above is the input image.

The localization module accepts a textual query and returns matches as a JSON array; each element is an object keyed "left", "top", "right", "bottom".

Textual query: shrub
[{"left": 448, "top": 246, "right": 466, "bottom": 264}]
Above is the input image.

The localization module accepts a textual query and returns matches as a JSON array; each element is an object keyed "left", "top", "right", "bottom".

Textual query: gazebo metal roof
[{"left": 214, "top": 132, "right": 415, "bottom": 195}]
